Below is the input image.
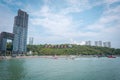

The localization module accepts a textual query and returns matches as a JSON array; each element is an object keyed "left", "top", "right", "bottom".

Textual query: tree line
[
  {"left": 5, "top": 42, "right": 120, "bottom": 55},
  {"left": 27, "top": 44, "right": 120, "bottom": 55}
]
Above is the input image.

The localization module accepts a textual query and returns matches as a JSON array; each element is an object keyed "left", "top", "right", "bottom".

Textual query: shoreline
[{"left": 0, "top": 55, "right": 120, "bottom": 60}]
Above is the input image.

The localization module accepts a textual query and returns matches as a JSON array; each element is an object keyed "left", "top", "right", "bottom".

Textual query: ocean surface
[{"left": 0, "top": 57, "right": 120, "bottom": 80}]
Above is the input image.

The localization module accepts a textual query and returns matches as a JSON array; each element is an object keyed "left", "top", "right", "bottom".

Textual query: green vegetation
[
  {"left": 4, "top": 43, "right": 120, "bottom": 56},
  {"left": 27, "top": 44, "right": 120, "bottom": 55},
  {"left": 7, "top": 42, "right": 13, "bottom": 51}
]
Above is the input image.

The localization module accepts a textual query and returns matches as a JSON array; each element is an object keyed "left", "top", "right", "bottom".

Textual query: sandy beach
[
  {"left": 0, "top": 55, "right": 119, "bottom": 60},
  {"left": 0, "top": 55, "right": 90, "bottom": 60}
]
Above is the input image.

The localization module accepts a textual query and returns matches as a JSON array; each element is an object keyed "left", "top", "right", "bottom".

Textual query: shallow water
[{"left": 0, "top": 57, "right": 120, "bottom": 80}]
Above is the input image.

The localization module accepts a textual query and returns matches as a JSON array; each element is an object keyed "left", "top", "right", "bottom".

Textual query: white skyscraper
[
  {"left": 85, "top": 41, "right": 91, "bottom": 46},
  {"left": 103, "top": 42, "right": 111, "bottom": 48},
  {"left": 29, "top": 37, "right": 33, "bottom": 45},
  {"left": 95, "top": 41, "right": 102, "bottom": 47}
]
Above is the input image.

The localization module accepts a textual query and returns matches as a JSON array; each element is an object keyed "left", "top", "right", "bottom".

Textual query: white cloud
[
  {"left": 28, "top": 0, "right": 100, "bottom": 39},
  {"left": 29, "top": 5, "right": 75, "bottom": 37},
  {"left": 70, "top": 38, "right": 86, "bottom": 45},
  {"left": 31, "top": 5, "right": 50, "bottom": 17},
  {"left": 86, "top": 3, "right": 120, "bottom": 31},
  {"left": 60, "top": 0, "right": 91, "bottom": 14}
]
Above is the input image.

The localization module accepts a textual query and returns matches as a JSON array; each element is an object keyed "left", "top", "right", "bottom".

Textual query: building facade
[
  {"left": 95, "top": 41, "right": 102, "bottom": 47},
  {"left": 13, "top": 9, "right": 29, "bottom": 54},
  {"left": 0, "top": 32, "right": 14, "bottom": 55},
  {"left": 85, "top": 41, "right": 91, "bottom": 46},
  {"left": 103, "top": 42, "right": 111, "bottom": 48},
  {"left": 29, "top": 37, "right": 33, "bottom": 45}
]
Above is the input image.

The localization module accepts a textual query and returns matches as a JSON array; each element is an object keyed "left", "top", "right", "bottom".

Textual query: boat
[{"left": 107, "top": 55, "right": 116, "bottom": 58}]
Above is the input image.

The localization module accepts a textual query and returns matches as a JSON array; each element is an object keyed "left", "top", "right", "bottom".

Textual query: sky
[{"left": 0, "top": 0, "right": 120, "bottom": 48}]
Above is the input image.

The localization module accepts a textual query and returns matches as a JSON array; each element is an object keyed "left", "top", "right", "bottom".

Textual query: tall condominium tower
[
  {"left": 103, "top": 42, "right": 111, "bottom": 48},
  {"left": 13, "top": 9, "right": 29, "bottom": 54},
  {"left": 29, "top": 37, "right": 34, "bottom": 45},
  {"left": 95, "top": 41, "right": 102, "bottom": 47},
  {"left": 85, "top": 41, "right": 91, "bottom": 46}
]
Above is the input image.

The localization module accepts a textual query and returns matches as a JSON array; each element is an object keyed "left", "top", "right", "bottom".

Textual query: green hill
[{"left": 27, "top": 44, "right": 120, "bottom": 55}]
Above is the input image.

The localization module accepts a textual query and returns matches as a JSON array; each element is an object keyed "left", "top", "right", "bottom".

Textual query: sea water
[{"left": 0, "top": 57, "right": 120, "bottom": 80}]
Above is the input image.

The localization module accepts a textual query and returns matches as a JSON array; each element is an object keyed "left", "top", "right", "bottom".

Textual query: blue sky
[{"left": 0, "top": 0, "right": 120, "bottom": 48}]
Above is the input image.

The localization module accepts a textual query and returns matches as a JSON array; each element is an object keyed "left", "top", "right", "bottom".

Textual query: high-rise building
[
  {"left": 95, "top": 41, "right": 102, "bottom": 47},
  {"left": 0, "top": 32, "right": 14, "bottom": 56},
  {"left": 13, "top": 9, "right": 29, "bottom": 54},
  {"left": 29, "top": 37, "right": 33, "bottom": 45},
  {"left": 103, "top": 42, "right": 111, "bottom": 48},
  {"left": 85, "top": 41, "right": 91, "bottom": 46},
  {"left": 108, "top": 42, "right": 111, "bottom": 48}
]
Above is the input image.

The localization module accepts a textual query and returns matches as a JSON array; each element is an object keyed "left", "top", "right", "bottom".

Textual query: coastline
[{"left": 0, "top": 55, "right": 120, "bottom": 60}]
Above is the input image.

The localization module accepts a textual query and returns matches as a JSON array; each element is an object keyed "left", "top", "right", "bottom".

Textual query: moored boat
[{"left": 107, "top": 55, "right": 116, "bottom": 58}]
